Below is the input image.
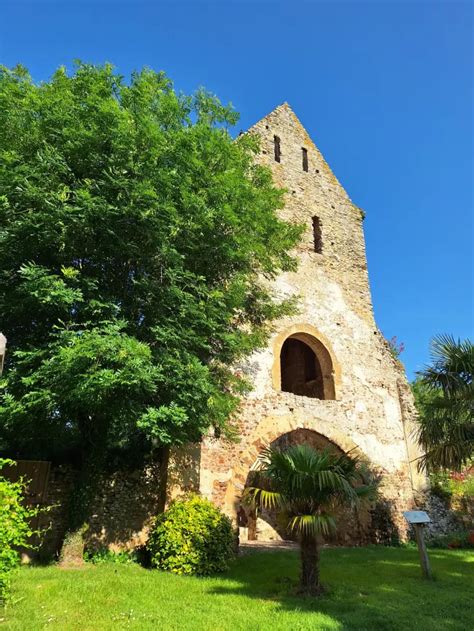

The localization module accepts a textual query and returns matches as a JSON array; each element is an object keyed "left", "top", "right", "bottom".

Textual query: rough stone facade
[
  {"left": 181, "top": 104, "right": 426, "bottom": 543},
  {"left": 35, "top": 464, "right": 163, "bottom": 559},
  {"left": 414, "top": 491, "right": 463, "bottom": 540}
]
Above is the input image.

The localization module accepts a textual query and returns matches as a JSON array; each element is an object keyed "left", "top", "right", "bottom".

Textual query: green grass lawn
[{"left": 2, "top": 547, "right": 473, "bottom": 630}]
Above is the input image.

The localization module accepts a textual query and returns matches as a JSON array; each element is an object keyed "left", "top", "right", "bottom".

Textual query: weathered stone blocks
[{"left": 194, "top": 103, "right": 426, "bottom": 543}]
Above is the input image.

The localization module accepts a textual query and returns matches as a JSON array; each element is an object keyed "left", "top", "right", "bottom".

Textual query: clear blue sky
[{"left": 1, "top": 1, "right": 473, "bottom": 378}]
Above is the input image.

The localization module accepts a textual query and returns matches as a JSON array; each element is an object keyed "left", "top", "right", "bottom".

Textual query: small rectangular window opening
[
  {"left": 312, "top": 216, "right": 322, "bottom": 253},
  {"left": 274, "top": 135, "right": 281, "bottom": 162},
  {"left": 302, "top": 147, "right": 309, "bottom": 172}
]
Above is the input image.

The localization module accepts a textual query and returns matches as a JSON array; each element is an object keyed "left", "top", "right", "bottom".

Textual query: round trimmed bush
[{"left": 147, "top": 494, "right": 235, "bottom": 576}]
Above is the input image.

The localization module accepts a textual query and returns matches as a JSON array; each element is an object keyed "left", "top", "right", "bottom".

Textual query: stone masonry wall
[
  {"left": 196, "top": 104, "right": 426, "bottom": 543},
  {"left": 36, "top": 464, "right": 163, "bottom": 559}
]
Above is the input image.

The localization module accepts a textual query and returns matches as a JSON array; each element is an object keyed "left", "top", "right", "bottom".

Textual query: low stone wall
[
  {"left": 88, "top": 464, "right": 163, "bottom": 553},
  {"left": 30, "top": 460, "right": 469, "bottom": 560},
  {"left": 452, "top": 495, "right": 474, "bottom": 531},
  {"left": 414, "top": 490, "right": 472, "bottom": 540},
  {"left": 36, "top": 463, "right": 163, "bottom": 559}
]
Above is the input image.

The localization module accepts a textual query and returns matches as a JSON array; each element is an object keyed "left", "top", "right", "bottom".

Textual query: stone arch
[
  {"left": 270, "top": 427, "right": 344, "bottom": 455},
  {"left": 271, "top": 324, "right": 340, "bottom": 400},
  {"left": 222, "top": 413, "right": 362, "bottom": 518},
  {"left": 243, "top": 429, "right": 347, "bottom": 541},
  {"left": 235, "top": 423, "right": 369, "bottom": 543}
]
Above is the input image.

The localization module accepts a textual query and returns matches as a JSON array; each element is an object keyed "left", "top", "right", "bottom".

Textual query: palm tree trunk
[{"left": 299, "top": 535, "right": 323, "bottom": 596}]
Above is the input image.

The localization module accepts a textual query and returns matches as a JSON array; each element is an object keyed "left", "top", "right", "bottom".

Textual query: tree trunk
[
  {"left": 58, "top": 522, "right": 89, "bottom": 568},
  {"left": 58, "top": 470, "right": 94, "bottom": 568},
  {"left": 299, "top": 535, "right": 323, "bottom": 596},
  {"left": 59, "top": 422, "right": 107, "bottom": 567}
]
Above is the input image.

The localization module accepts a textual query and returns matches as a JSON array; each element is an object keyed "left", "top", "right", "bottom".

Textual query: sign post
[
  {"left": 403, "top": 511, "right": 433, "bottom": 580},
  {"left": 0, "top": 333, "right": 6, "bottom": 376}
]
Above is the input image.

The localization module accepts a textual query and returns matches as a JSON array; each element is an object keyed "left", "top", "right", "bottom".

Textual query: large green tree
[
  {"left": 0, "top": 63, "right": 302, "bottom": 550},
  {"left": 413, "top": 335, "right": 473, "bottom": 471}
]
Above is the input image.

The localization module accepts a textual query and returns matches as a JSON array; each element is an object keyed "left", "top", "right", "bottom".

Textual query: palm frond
[
  {"left": 288, "top": 513, "right": 336, "bottom": 537},
  {"left": 243, "top": 486, "right": 286, "bottom": 511},
  {"left": 419, "top": 335, "right": 473, "bottom": 394},
  {"left": 414, "top": 335, "right": 473, "bottom": 471},
  {"left": 417, "top": 439, "right": 474, "bottom": 472},
  {"left": 244, "top": 442, "right": 373, "bottom": 534}
]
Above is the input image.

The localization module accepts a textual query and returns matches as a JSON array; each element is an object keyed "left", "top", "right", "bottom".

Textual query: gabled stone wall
[
  {"left": 27, "top": 104, "right": 430, "bottom": 554},
  {"left": 193, "top": 104, "right": 426, "bottom": 543}
]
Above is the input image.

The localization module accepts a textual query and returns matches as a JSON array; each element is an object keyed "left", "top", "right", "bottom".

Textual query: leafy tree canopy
[
  {"left": 0, "top": 62, "right": 302, "bottom": 465},
  {"left": 413, "top": 335, "right": 474, "bottom": 471}
]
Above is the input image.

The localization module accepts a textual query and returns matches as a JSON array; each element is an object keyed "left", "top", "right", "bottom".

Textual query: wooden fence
[{"left": 1, "top": 459, "right": 51, "bottom": 505}]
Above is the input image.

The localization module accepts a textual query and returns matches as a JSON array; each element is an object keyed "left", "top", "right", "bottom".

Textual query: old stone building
[
  {"left": 15, "top": 103, "right": 428, "bottom": 557},
  {"left": 174, "top": 103, "right": 425, "bottom": 543}
]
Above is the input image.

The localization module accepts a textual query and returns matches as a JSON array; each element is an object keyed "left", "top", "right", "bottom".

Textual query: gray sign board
[{"left": 403, "top": 510, "right": 431, "bottom": 524}]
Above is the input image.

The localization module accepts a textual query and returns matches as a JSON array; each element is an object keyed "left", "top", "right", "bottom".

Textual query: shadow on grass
[{"left": 206, "top": 547, "right": 473, "bottom": 631}]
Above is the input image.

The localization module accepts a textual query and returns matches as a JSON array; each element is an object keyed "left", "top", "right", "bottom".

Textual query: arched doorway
[
  {"left": 272, "top": 427, "right": 340, "bottom": 453},
  {"left": 241, "top": 429, "right": 370, "bottom": 545}
]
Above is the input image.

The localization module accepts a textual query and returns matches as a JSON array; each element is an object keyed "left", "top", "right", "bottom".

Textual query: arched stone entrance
[
  {"left": 237, "top": 426, "right": 371, "bottom": 545},
  {"left": 222, "top": 413, "right": 362, "bottom": 516},
  {"left": 272, "top": 427, "right": 341, "bottom": 453}
]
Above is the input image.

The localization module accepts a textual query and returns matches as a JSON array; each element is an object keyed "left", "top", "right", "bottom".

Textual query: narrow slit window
[
  {"left": 302, "top": 147, "right": 309, "bottom": 172},
  {"left": 312, "top": 216, "right": 322, "bottom": 253},
  {"left": 273, "top": 135, "right": 281, "bottom": 162}
]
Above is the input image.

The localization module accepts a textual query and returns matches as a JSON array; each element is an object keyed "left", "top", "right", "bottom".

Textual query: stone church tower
[{"left": 172, "top": 104, "right": 424, "bottom": 542}]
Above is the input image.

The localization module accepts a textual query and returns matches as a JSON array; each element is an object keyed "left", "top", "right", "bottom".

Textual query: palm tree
[
  {"left": 244, "top": 443, "right": 373, "bottom": 596},
  {"left": 415, "top": 335, "right": 473, "bottom": 471}
]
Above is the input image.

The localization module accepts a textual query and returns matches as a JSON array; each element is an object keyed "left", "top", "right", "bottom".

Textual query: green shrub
[
  {"left": 84, "top": 548, "right": 137, "bottom": 565},
  {"left": 147, "top": 494, "right": 235, "bottom": 576},
  {"left": 0, "top": 459, "right": 46, "bottom": 603},
  {"left": 427, "top": 530, "right": 474, "bottom": 549}
]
